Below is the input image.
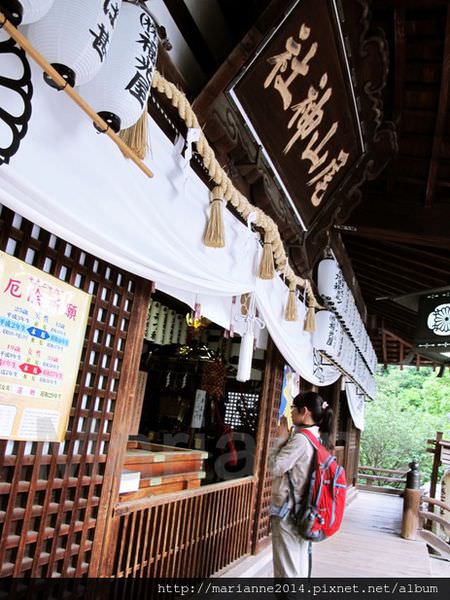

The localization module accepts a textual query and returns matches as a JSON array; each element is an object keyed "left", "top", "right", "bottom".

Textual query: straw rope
[{"left": 151, "top": 70, "right": 321, "bottom": 308}]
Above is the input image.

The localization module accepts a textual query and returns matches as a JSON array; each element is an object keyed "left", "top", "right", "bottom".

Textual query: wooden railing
[
  {"left": 108, "top": 476, "right": 255, "bottom": 578},
  {"left": 418, "top": 496, "right": 450, "bottom": 560},
  {"left": 427, "top": 433, "right": 450, "bottom": 501},
  {"left": 357, "top": 465, "right": 408, "bottom": 495}
]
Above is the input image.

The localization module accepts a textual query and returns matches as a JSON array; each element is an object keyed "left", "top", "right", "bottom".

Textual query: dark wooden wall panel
[
  {"left": 0, "top": 205, "right": 150, "bottom": 577},
  {"left": 252, "top": 342, "right": 284, "bottom": 551}
]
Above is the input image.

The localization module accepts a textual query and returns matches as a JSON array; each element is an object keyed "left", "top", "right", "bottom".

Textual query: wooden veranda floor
[{"left": 219, "top": 491, "right": 445, "bottom": 578}]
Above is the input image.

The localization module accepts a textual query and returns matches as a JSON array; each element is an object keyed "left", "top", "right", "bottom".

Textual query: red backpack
[{"left": 288, "top": 429, "right": 347, "bottom": 542}]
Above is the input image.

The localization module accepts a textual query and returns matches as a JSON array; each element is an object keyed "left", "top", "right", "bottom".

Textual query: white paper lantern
[
  {"left": 144, "top": 300, "right": 160, "bottom": 341},
  {"left": 80, "top": 2, "right": 157, "bottom": 132},
  {"left": 171, "top": 313, "right": 182, "bottom": 344},
  {"left": 2, "top": 0, "right": 55, "bottom": 25},
  {"left": 163, "top": 310, "right": 176, "bottom": 345},
  {"left": 178, "top": 320, "right": 187, "bottom": 345},
  {"left": 27, "top": 0, "right": 122, "bottom": 88},
  {"left": 154, "top": 305, "right": 168, "bottom": 345}
]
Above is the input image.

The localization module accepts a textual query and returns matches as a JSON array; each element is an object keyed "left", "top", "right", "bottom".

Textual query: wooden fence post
[
  {"left": 401, "top": 461, "right": 421, "bottom": 541},
  {"left": 430, "top": 432, "right": 443, "bottom": 501}
]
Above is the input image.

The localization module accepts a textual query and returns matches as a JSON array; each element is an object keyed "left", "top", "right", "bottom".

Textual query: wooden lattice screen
[
  {"left": 0, "top": 205, "right": 150, "bottom": 577},
  {"left": 252, "top": 342, "right": 284, "bottom": 551}
]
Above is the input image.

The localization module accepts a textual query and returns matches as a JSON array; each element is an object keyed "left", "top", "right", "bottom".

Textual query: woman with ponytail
[{"left": 269, "top": 391, "right": 333, "bottom": 578}]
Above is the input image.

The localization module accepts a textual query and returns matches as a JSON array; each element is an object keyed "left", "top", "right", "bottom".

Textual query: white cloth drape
[
  {"left": 0, "top": 55, "right": 342, "bottom": 386},
  {"left": 345, "top": 379, "right": 365, "bottom": 431}
]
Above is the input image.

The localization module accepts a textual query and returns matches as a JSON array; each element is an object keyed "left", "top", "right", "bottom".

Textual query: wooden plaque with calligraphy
[{"left": 228, "top": 0, "right": 364, "bottom": 230}]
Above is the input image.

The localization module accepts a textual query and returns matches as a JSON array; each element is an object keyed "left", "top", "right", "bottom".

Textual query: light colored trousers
[{"left": 271, "top": 515, "right": 310, "bottom": 578}]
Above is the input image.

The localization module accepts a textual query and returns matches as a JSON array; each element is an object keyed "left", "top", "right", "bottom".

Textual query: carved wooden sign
[{"left": 227, "top": 0, "right": 364, "bottom": 230}]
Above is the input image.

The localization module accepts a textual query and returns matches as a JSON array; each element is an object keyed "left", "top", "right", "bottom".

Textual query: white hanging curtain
[
  {"left": 0, "top": 53, "right": 343, "bottom": 386},
  {"left": 345, "top": 378, "right": 366, "bottom": 431}
]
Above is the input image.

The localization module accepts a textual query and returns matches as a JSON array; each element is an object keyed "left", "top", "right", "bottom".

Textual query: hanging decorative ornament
[
  {"left": 235, "top": 294, "right": 265, "bottom": 383},
  {"left": 79, "top": 1, "right": 158, "bottom": 133},
  {"left": 27, "top": 0, "right": 122, "bottom": 89},
  {"left": 163, "top": 310, "right": 176, "bottom": 345},
  {"left": 237, "top": 330, "right": 255, "bottom": 383},
  {"left": 1, "top": 0, "right": 55, "bottom": 26}
]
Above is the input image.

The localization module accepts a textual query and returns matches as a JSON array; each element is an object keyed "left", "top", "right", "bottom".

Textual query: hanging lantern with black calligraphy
[
  {"left": 79, "top": 1, "right": 158, "bottom": 133},
  {"left": 27, "top": 0, "right": 122, "bottom": 89},
  {"left": 1, "top": 0, "right": 56, "bottom": 25}
]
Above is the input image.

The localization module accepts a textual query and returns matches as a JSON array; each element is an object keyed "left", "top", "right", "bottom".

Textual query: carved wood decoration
[{"left": 193, "top": 0, "right": 397, "bottom": 275}]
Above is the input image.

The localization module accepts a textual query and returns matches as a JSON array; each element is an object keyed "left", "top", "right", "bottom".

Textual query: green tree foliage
[{"left": 360, "top": 366, "right": 450, "bottom": 484}]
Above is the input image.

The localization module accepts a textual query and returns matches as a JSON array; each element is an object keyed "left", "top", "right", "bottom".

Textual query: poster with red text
[{"left": 0, "top": 252, "right": 91, "bottom": 442}]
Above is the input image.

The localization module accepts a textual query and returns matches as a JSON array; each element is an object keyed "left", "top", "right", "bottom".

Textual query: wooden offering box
[{"left": 120, "top": 440, "right": 207, "bottom": 500}]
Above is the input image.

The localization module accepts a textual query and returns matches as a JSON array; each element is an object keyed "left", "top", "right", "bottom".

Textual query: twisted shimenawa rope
[{"left": 151, "top": 70, "right": 321, "bottom": 310}]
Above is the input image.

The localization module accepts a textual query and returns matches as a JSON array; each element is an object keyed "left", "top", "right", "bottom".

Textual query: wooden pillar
[
  {"left": 401, "top": 461, "right": 422, "bottom": 540},
  {"left": 250, "top": 340, "right": 284, "bottom": 554},
  {"left": 90, "top": 279, "right": 153, "bottom": 577},
  {"left": 430, "top": 432, "right": 443, "bottom": 501},
  {"left": 330, "top": 377, "right": 342, "bottom": 449},
  {"left": 401, "top": 489, "right": 421, "bottom": 540}
]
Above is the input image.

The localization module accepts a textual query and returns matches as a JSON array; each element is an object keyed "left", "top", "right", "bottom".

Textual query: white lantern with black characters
[
  {"left": 313, "top": 310, "right": 376, "bottom": 400},
  {"left": 1, "top": 0, "right": 55, "bottom": 25},
  {"left": 27, "top": 0, "right": 122, "bottom": 88},
  {"left": 80, "top": 1, "right": 158, "bottom": 132},
  {"left": 318, "top": 258, "right": 377, "bottom": 374}
]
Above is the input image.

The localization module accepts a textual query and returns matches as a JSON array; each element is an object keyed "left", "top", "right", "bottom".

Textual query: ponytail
[
  {"left": 293, "top": 391, "right": 334, "bottom": 450},
  {"left": 319, "top": 405, "right": 334, "bottom": 451}
]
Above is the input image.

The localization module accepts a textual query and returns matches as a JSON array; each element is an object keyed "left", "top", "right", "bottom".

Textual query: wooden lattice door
[
  {"left": 0, "top": 205, "right": 150, "bottom": 577},
  {"left": 252, "top": 342, "right": 284, "bottom": 551}
]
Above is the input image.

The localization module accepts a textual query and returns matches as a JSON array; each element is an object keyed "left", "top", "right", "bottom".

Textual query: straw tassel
[
  {"left": 258, "top": 237, "right": 275, "bottom": 279},
  {"left": 204, "top": 187, "right": 225, "bottom": 248},
  {"left": 119, "top": 110, "right": 149, "bottom": 159},
  {"left": 303, "top": 282, "right": 316, "bottom": 332},
  {"left": 304, "top": 305, "right": 316, "bottom": 332},
  {"left": 284, "top": 284, "right": 298, "bottom": 321}
]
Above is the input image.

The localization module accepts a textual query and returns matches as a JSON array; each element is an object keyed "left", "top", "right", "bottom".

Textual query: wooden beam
[
  {"left": 345, "top": 238, "right": 450, "bottom": 277},
  {"left": 162, "top": 0, "right": 217, "bottom": 78},
  {"left": 353, "top": 274, "right": 405, "bottom": 298},
  {"left": 384, "top": 329, "right": 414, "bottom": 349},
  {"left": 374, "top": 0, "right": 448, "bottom": 7},
  {"left": 350, "top": 255, "right": 441, "bottom": 291},
  {"left": 337, "top": 224, "right": 450, "bottom": 249},
  {"left": 349, "top": 250, "right": 447, "bottom": 288},
  {"left": 382, "top": 328, "right": 388, "bottom": 369},
  {"left": 425, "top": 6, "right": 450, "bottom": 206},
  {"left": 403, "top": 351, "right": 415, "bottom": 365},
  {"left": 394, "top": 7, "right": 406, "bottom": 122},
  {"left": 339, "top": 196, "right": 450, "bottom": 245},
  {"left": 387, "top": 6, "right": 406, "bottom": 196},
  {"left": 365, "top": 305, "right": 415, "bottom": 331}
]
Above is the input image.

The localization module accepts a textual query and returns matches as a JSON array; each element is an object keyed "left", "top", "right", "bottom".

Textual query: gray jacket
[{"left": 269, "top": 425, "right": 320, "bottom": 509}]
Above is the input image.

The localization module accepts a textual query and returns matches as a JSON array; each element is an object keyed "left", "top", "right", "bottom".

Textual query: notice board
[{"left": 0, "top": 252, "right": 91, "bottom": 442}]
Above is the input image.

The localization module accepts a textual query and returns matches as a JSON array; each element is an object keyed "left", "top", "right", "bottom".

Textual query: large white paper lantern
[
  {"left": 27, "top": 0, "right": 122, "bottom": 88},
  {"left": 2, "top": 0, "right": 55, "bottom": 25},
  {"left": 80, "top": 2, "right": 158, "bottom": 132}
]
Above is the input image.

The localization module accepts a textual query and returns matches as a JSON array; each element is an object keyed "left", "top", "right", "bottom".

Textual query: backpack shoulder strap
[{"left": 297, "top": 428, "right": 320, "bottom": 450}]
